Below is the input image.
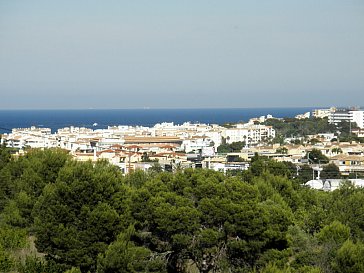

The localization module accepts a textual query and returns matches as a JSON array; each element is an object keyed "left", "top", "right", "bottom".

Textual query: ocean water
[{"left": 0, "top": 108, "right": 314, "bottom": 134}]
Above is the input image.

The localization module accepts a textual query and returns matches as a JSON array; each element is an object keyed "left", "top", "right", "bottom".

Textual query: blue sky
[{"left": 0, "top": 0, "right": 363, "bottom": 109}]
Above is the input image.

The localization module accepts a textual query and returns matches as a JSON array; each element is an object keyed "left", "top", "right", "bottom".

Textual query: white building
[
  {"left": 1, "top": 127, "right": 55, "bottom": 149},
  {"left": 306, "top": 179, "right": 364, "bottom": 191},
  {"left": 223, "top": 124, "right": 275, "bottom": 146},
  {"left": 182, "top": 136, "right": 214, "bottom": 153},
  {"left": 352, "top": 128, "right": 364, "bottom": 138},
  {"left": 312, "top": 107, "right": 336, "bottom": 119},
  {"left": 329, "top": 108, "right": 364, "bottom": 129},
  {"left": 295, "top": 112, "right": 311, "bottom": 120},
  {"left": 351, "top": 110, "right": 364, "bottom": 128}
]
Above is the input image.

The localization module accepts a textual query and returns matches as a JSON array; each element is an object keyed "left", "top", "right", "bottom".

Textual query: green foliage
[
  {"left": 314, "top": 222, "right": 351, "bottom": 271},
  {"left": 0, "top": 148, "right": 70, "bottom": 225},
  {"left": 0, "top": 244, "right": 14, "bottom": 272},
  {"left": 126, "top": 169, "right": 297, "bottom": 272},
  {"left": 141, "top": 152, "right": 158, "bottom": 163},
  {"left": 333, "top": 240, "right": 364, "bottom": 273},
  {"left": 276, "top": 147, "right": 288, "bottom": 154},
  {"left": 149, "top": 162, "right": 163, "bottom": 173},
  {"left": 2, "top": 149, "right": 364, "bottom": 272},
  {"left": 309, "top": 138, "right": 320, "bottom": 145},
  {"left": 0, "top": 225, "right": 27, "bottom": 250},
  {"left": 286, "top": 226, "right": 318, "bottom": 268},
  {"left": 292, "top": 190, "right": 329, "bottom": 234},
  {"left": 65, "top": 267, "right": 82, "bottom": 273},
  {"left": 33, "top": 160, "right": 126, "bottom": 272},
  {"left": 260, "top": 263, "right": 291, "bottom": 273},
  {"left": 217, "top": 141, "right": 245, "bottom": 153},
  {"left": 339, "top": 135, "right": 364, "bottom": 143},
  {"left": 326, "top": 184, "right": 364, "bottom": 239},
  {"left": 320, "top": 163, "right": 341, "bottom": 179},
  {"left": 263, "top": 117, "right": 337, "bottom": 137},
  {"left": 0, "top": 223, "right": 27, "bottom": 272},
  {"left": 271, "top": 135, "right": 285, "bottom": 145},
  {"left": 97, "top": 226, "right": 167, "bottom": 273},
  {"left": 305, "top": 149, "right": 329, "bottom": 164},
  {"left": 298, "top": 164, "right": 314, "bottom": 183},
  {"left": 291, "top": 139, "right": 302, "bottom": 145},
  {"left": 17, "top": 256, "right": 63, "bottom": 273},
  {"left": 336, "top": 119, "right": 364, "bottom": 143},
  {"left": 1, "top": 192, "right": 33, "bottom": 227},
  {"left": 250, "top": 154, "right": 293, "bottom": 178},
  {"left": 124, "top": 169, "right": 149, "bottom": 188},
  {"left": 331, "top": 148, "right": 342, "bottom": 154},
  {"left": 0, "top": 142, "right": 11, "bottom": 171}
]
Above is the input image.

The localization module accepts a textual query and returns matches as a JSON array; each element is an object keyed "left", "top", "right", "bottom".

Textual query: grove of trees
[
  {"left": 263, "top": 117, "right": 337, "bottom": 138},
  {"left": 1, "top": 144, "right": 364, "bottom": 272},
  {"left": 217, "top": 141, "right": 246, "bottom": 153}
]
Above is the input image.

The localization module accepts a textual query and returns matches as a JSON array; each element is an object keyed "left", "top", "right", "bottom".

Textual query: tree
[
  {"left": 309, "top": 138, "right": 320, "bottom": 145},
  {"left": 217, "top": 141, "right": 245, "bottom": 153},
  {"left": 0, "top": 148, "right": 71, "bottom": 227},
  {"left": 250, "top": 154, "right": 292, "bottom": 178},
  {"left": 33, "top": 161, "right": 127, "bottom": 272},
  {"left": 338, "top": 121, "right": 357, "bottom": 135},
  {"left": 276, "top": 147, "right": 288, "bottom": 154},
  {"left": 97, "top": 226, "right": 167, "bottom": 273},
  {"left": 229, "top": 141, "right": 245, "bottom": 151},
  {"left": 305, "top": 149, "right": 329, "bottom": 164},
  {"left": 8, "top": 147, "right": 364, "bottom": 272},
  {"left": 272, "top": 135, "right": 285, "bottom": 145},
  {"left": 331, "top": 148, "right": 343, "bottom": 154},
  {"left": 225, "top": 198, "right": 292, "bottom": 271},
  {"left": 315, "top": 221, "right": 351, "bottom": 271},
  {"left": 149, "top": 162, "right": 163, "bottom": 173},
  {"left": 17, "top": 256, "right": 63, "bottom": 273},
  {"left": 0, "top": 142, "right": 13, "bottom": 210},
  {"left": 286, "top": 225, "right": 319, "bottom": 270},
  {"left": 333, "top": 240, "right": 364, "bottom": 273},
  {"left": 291, "top": 139, "right": 302, "bottom": 145},
  {"left": 263, "top": 117, "right": 337, "bottom": 138},
  {"left": 141, "top": 152, "right": 150, "bottom": 162},
  {"left": 327, "top": 185, "right": 364, "bottom": 239},
  {"left": 0, "top": 225, "right": 28, "bottom": 273},
  {"left": 130, "top": 187, "right": 201, "bottom": 272},
  {"left": 316, "top": 221, "right": 350, "bottom": 245},
  {"left": 0, "top": 141, "right": 11, "bottom": 171},
  {"left": 298, "top": 164, "right": 314, "bottom": 183},
  {"left": 320, "top": 163, "right": 341, "bottom": 179},
  {"left": 0, "top": 246, "right": 13, "bottom": 273},
  {"left": 65, "top": 268, "right": 82, "bottom": 273},
  {"left": 141, "top": 152, "right": 158, "bottom": 163}
]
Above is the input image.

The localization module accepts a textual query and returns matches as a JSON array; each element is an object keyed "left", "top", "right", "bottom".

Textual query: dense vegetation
[
  {"left": 262, "top": 118, "right": 364, "bottom": 143},
  {"left": 217, "top": 141, "right": 246, "bottom": 153},
  {"left": 1, "top": 144, "right": 364, "bottom": 272},
  {"left": 263, "top": 117, "right": 337, "bottom": 138}
]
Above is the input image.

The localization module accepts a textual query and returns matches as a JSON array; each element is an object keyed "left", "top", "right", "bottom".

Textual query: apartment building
[
  {"left": 328, "top": 108, "right": 364, "bottom": 128},
  {"left": 312, "top": 107, "right": 336, "bottom": 119},
  {"left": 352, "top": 128, "right": 364, "bottom": 138},
  {"left": 223, "top": 124, "right": 275, "bottom": 146}
]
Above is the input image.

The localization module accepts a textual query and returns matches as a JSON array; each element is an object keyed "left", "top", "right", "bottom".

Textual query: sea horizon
[
  {"left": 0, "top": 106, "right": 324, "bottom": 110},
  {"left": 0, "top": 107, "right": 322, "bottom": 134}
]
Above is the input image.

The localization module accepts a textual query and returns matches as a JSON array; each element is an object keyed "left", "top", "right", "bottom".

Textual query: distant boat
[{"left": 93, "top": 123, "right": 98, "bottom": 126}]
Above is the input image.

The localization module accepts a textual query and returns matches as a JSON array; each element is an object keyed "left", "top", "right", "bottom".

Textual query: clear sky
[{"left": 0, "top": 0, "right": 363, "bottom": 109}]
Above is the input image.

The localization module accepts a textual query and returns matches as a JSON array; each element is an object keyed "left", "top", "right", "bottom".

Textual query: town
[{"left": 2, "top": 106, "right": 364, "bottom": 191}]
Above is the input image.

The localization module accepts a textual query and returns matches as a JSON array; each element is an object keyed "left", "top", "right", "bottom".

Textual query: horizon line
[{"left": 0, "top": 106, "right": 334, "bottom": 111}]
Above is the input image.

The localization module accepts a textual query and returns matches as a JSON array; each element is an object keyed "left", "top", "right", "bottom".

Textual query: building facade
[{"left": 328, "top": 108, "right": 364, "bottom": 129}]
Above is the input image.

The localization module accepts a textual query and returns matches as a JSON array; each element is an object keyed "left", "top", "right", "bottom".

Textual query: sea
[{"left": 0, "top": 108, "right": 315, "bottom": 134}]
